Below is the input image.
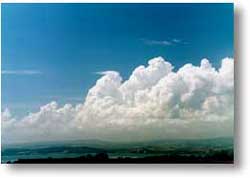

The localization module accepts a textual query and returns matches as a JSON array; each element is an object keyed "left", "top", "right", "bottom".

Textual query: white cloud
[
  {"left": 172, "top": 39, "right": 181, "bottom": 43},
  {"left": 142, "top": 38, "right": 188, "bottom": 46},
  {"left": 143, "top": 39, "right": 172, "bottom": 46},
  {"left": 2, "top": 70, "right": 42, "bottom": 75},
  {"left": 172, "top": 38, "right": 189, "bottom": 45},
  {"left": 1, "top": 56, "right": 234, "bottom": 144}
]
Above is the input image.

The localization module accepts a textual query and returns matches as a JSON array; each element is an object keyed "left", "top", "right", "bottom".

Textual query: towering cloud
[{"left": 2, "top": 56, "right": 234, "bottom": 144}]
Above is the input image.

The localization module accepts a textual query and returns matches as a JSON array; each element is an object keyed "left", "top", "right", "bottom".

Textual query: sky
[
  {"left": 2, "top": 3, "right": 233, "bottom": 117},
  {"left": 1, "top": 4, "right": 234, "bottom": 143}
]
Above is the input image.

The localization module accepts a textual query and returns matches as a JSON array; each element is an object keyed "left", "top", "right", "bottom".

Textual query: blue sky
[{"left": 1, "top": 3, "right": 233, "bottom": 117}]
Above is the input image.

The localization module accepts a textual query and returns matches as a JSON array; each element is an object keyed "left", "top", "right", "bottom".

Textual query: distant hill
[{"left": 2, "top": 137, "right": 233, "bottom": 164}]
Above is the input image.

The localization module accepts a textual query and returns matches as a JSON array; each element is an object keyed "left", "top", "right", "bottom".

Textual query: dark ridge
[{"left": 10, "top": 150, "right": 233, "bottom": 164}]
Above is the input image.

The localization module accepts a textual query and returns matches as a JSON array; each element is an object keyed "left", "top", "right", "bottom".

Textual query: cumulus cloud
[{"left": 1, "top": 56, "right": 234, "bottom": 144}]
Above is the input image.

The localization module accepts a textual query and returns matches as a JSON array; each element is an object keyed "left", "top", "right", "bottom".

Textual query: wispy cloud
[
  {"left": 172, "top": 38, "right": 189, "bottom": 45},
  {"left": 142, "top": 38, "right": 189, "bottom": 46},
  {"left": 172, "top": 38, "right": 181, "bottom": 43},
  {"left": 2, "top": 70, "right": 42, "bottom": 75},
  {"left": 142, "top": 39, "right": 172, "bottom": 46},
  {"left": 94, "top": 71, "right": 118, "bottom": 76}
]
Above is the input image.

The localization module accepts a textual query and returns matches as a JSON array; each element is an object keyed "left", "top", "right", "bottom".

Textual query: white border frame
[{"left": 1, "top": 1, "right": 249, "bottom": 178}]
